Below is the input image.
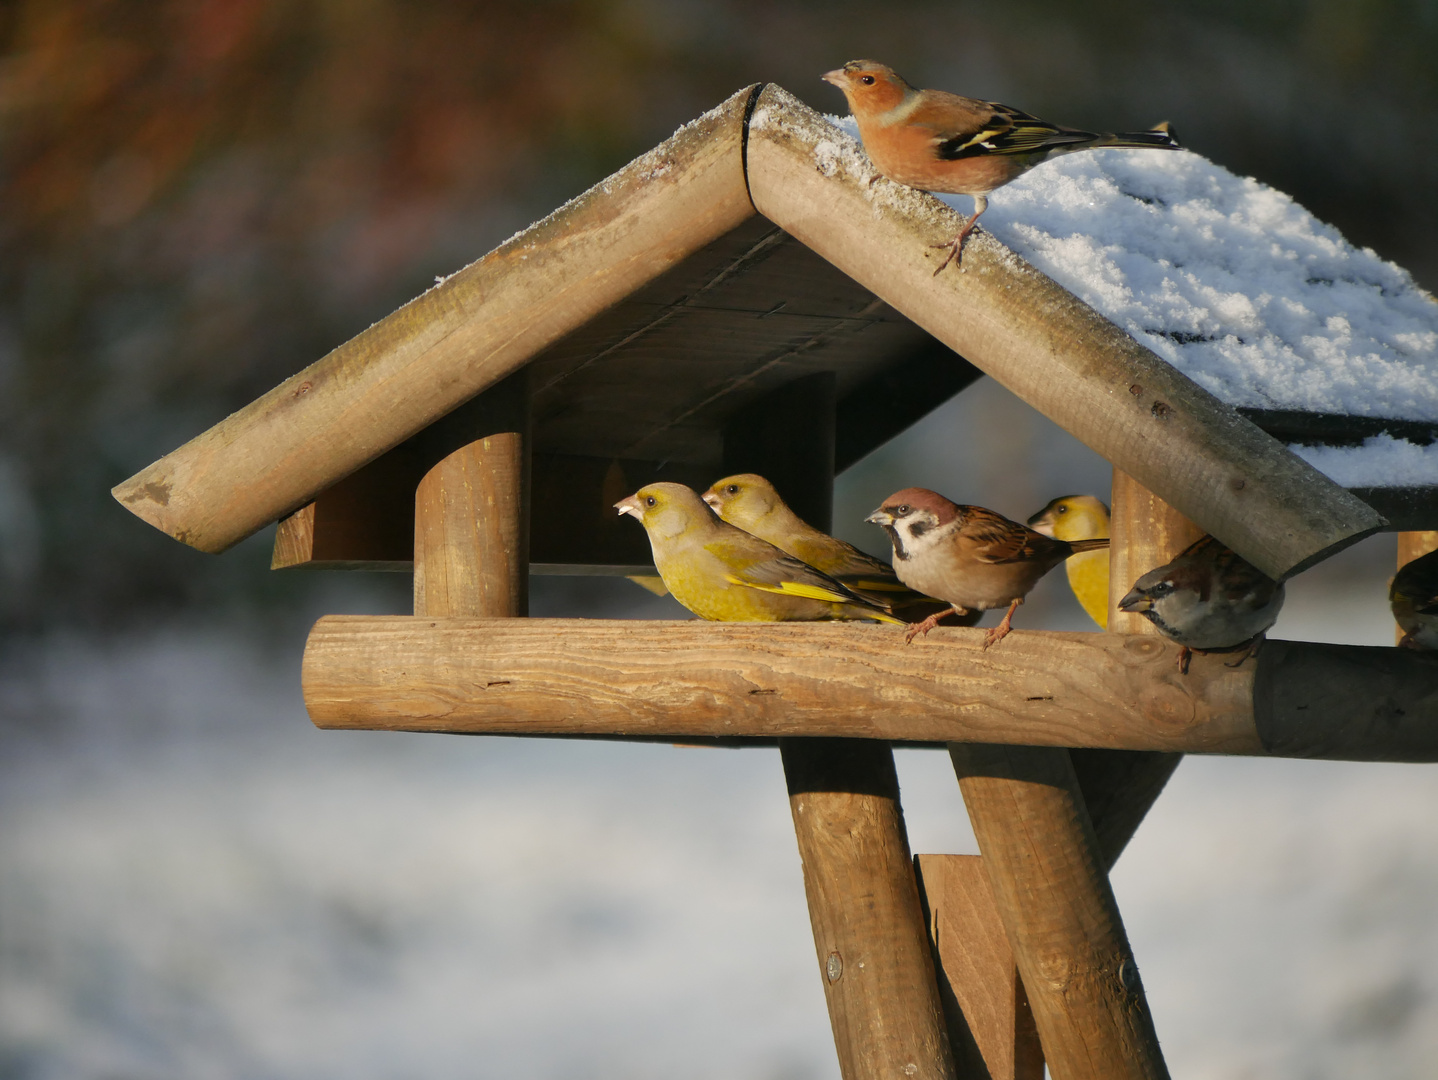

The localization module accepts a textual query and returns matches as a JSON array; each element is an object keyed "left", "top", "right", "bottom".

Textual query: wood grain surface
[{"left": 950, "top": 745, "right": 1169, "bottom": 1080}]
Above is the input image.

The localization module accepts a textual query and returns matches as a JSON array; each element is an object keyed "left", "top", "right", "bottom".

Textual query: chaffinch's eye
[
  {"left": 859, "top": 75, "right": 875, "bottom": 85},
  {"left": 726, "top": 485, "right": 739, "bottom": 495},
  {"left": 645, "top": 496, "right": 656, "bottom": 507}
]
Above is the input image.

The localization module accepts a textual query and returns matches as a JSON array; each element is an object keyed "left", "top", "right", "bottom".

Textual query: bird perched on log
[
  {"left": 701, "top": 472, "right": 969, "bottom": 625},
  {"left": 1117, "top": 536, "right": 1284, "bottom": 673},
  {"left": 1027, "top": 495, "right": 1112, "bottom": 629},
  {"left": 616, "top": 482, "right": 902, "bottom": 624},
  {"left": 866, "top": 487, "right": 1108, "bottom": 647},
  {"left": 1391, "top": 548, "right": 1438, "bottom": 650},
  {"left": 822, "top": 59, "right": 1182, "bottom": 271}
]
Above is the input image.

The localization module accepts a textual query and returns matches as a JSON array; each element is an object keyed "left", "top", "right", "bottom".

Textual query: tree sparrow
[
  {"left": 866, "top": 487, "right": 1108, "bottom": 647},
  {"left": 1391, "top": 547, "right": 1438, "bottom": 650}
]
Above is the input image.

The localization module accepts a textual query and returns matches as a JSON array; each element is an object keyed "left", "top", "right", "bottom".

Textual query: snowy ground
[{"left": 3, "top": 385, "right": 1434, "bottom": 1079}]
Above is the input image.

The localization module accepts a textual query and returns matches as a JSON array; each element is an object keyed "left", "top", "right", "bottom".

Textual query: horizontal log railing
[{"left": 302, "top": 618, "right": 1438, "bottom": 762}]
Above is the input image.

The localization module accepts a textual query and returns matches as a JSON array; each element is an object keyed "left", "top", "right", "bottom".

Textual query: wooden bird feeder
[{"left": 114, "top": 83, "right": 1438, "bottom": 1080}]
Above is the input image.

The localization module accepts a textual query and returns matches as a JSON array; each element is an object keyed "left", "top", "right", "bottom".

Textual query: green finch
[
  {"left": 701, "top": 472, "right": 963, "bottom": 624},
  {"left": 615, "top": 482, "right": 901, "bottom": 624}
]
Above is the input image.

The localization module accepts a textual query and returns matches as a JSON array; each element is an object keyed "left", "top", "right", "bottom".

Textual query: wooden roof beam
[{"left": 112, "top": 85, "right": 762, "bottom": 554}]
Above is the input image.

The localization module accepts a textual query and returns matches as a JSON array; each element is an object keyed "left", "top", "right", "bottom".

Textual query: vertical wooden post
[
  {"left": 950, "top": 744, "right": 1169, "bottom": 1080},
  {"left": 725, "top": 376, "right": 957, "bottom": 1080},
  {"left": 413, "top": 370, "right": 530, "bottom": 618},
  {"left": 1067, "top": 470, "right": 1203, "bottom": 868},
  {"left": 1396, "top": 531, "right": 1438, "bottom": 646}
]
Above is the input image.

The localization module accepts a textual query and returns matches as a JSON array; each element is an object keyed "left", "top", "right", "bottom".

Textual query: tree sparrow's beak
[
  {"left": 1117, "top": 588, "right": 1152, "bottom": 613},
  {"left": 614, "top": 496, "right": 642, "bottom": 518},
  {"left": 865, "top": 509, "right": 893, "bottom": 526}
]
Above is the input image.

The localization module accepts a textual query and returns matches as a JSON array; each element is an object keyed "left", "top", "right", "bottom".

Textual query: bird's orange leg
[
  {"left": 1176, "top": 646, "right": 1193, "bottom": 675},
  {"left": 905, "top": 605, "right": 967, "bottom": 644},
  {"left": 930, "top": 196, "right": 987, "bottom": 274},
  {"left": 982, "top": 598, "right": 1022, "bottom": 650}
]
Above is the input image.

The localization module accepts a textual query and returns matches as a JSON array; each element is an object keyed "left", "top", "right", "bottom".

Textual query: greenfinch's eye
[
  {"left": 726, "top": 485, "right": 739, "bottom": 495},
  {"left": 645, "top": 496, "right": 656, "bottom": 507},
  {"left": 1056, "top": 505, "right": 1068, "bottom": 514},
  {"left": 859, "top": 75, "right": 875, "bottom": 85}
]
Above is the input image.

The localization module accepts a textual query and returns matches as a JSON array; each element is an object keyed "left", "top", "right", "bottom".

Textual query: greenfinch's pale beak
[
  {"left": 821, "top": 68, "right": 846, "bottom": 88},
  {"left": 1025, "top": 509, "right": 1056, "bottom": 537},
  {"left": 614, "top": 495, "right": 642, "bottom": 518},
  {"left": 700, "top": 491, "right": 720, "bottom": 510},
  {"left": 1117, "top": 588, "right": 1152, "bottom": 614},
  {"left": 865, "top": 509, "right": 893, "bottom": 526}
]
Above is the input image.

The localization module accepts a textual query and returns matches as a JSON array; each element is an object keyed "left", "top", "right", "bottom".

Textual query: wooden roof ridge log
[
  {"left": 742, "top": 84, "right": 1384, "bottom": 579},
  {"left": 111, "top": 85, "right": 763, "bottom": 554}
]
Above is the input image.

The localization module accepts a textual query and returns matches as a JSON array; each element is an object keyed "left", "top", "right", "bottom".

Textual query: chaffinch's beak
[
  {"left": 821, "top": 69, "right": 847, "bottom": 88},
  {"left": 865, "top": 509, "right": 893, "bottom": 526},
  {"left": 1117, "top": 588, "right": 1152, "bottom": 613},
  {"left": 615, "top": 495, "right": 642, "bottom": 518}
]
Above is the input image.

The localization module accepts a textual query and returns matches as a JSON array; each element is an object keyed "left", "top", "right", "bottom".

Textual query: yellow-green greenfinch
[
  {"left": 1391, "top": 547, "right": 1438, "bottom": 650},
  {"left": 701, "top": 472, "right": 966, "bottom": 625},
  {"left": 616, "top": 482, "right": 902, "bottom": 624},
  {"left": 1027, "top": 495, "right": 1111, "bottom": 629}
]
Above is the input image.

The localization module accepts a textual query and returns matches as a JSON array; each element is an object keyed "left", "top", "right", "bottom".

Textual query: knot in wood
[
  {"left": 826, "top": 951, "right": 843, "bottom": 983},
  {"left": 1033, "top": 948, "right": 1073, "bottom": 991},
  {"left": 1123, "top": 636, "right": 1164, "bottom": 658},
  {"left": 1138, "top": 679, "right": 1198, "bottom": 730}
]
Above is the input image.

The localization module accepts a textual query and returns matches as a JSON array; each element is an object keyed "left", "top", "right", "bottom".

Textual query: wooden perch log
[
  {"left": 950, "top": 745, "right": 1168, "bottom": 1080},
  {"left": 300, "top": 618, "right": 1438, "bottom": 761},
  {"left": 112, "top": 86, "right": 760, "bottom": 554},
  {"left": 743, "top": 84, "right": 1384, "bottom": 580}
]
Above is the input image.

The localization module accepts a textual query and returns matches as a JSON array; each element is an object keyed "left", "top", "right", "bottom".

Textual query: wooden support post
[
  {"left": 785, "top": 742, "right": 957, "bottom": 1080},
  {"left": 413, "top": 371, "right": 530, "bottom": 618},
  {"left": 950, "top": 744, "right": 1168, "bottom": 1080},
  {"left": 1396, "top": 531, "right": 1438, "bottom": 646},
  {"left": 915, "top": 855, "right": 1044, "bottom": 1080},
  {"left": 727, "top": 380, "right": 956, "bottom": 1080},
  {"left": 1067, "top": 471, "right": 1204, "bottom": 867}
]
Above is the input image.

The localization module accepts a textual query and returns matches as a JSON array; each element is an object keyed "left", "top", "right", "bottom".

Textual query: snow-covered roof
[{"left": 834, "top": 116, "right": 1437, "bottom": 490}]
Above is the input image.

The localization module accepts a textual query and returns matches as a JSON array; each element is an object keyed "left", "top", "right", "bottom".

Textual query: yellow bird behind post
[
  {"left": 1391, "top": 547, "right": 1438, "bottom": 650},
  {"left": 1027, "top": 495, "right": 1111, "bottom": 629},
  {"left": 701, "top": 472, "right": 963, "bottom": 624},
  {"left": 615, "top": 482, "right": 902, "bottom": 624}
]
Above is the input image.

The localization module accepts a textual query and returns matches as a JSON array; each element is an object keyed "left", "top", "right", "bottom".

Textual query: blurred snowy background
[{"left": 3, "top": 2, "right": 1437, "bottom": 1077}]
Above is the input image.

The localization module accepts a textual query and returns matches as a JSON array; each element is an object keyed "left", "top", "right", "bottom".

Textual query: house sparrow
[
  {"left": 866, "top": 487, "right": 1108, "bottom": 647},
  {"left": 822, "top": 60, "right": 1181, "bottom": 271},
  {"left": 1027, "top": 495, "right": 1112, "bottom": 630},
  {"left": 1117, "top": 536, "right": 1285, "bottom": 673},
  {"left": 1391, "top": 547, "right": 1438, "bottom": 650},
  {"left": 701, "top": 472, "right": 970, "bottom": 625},
  {"left": 616, "top": 482, "right": 901, "bottom": 624}
]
